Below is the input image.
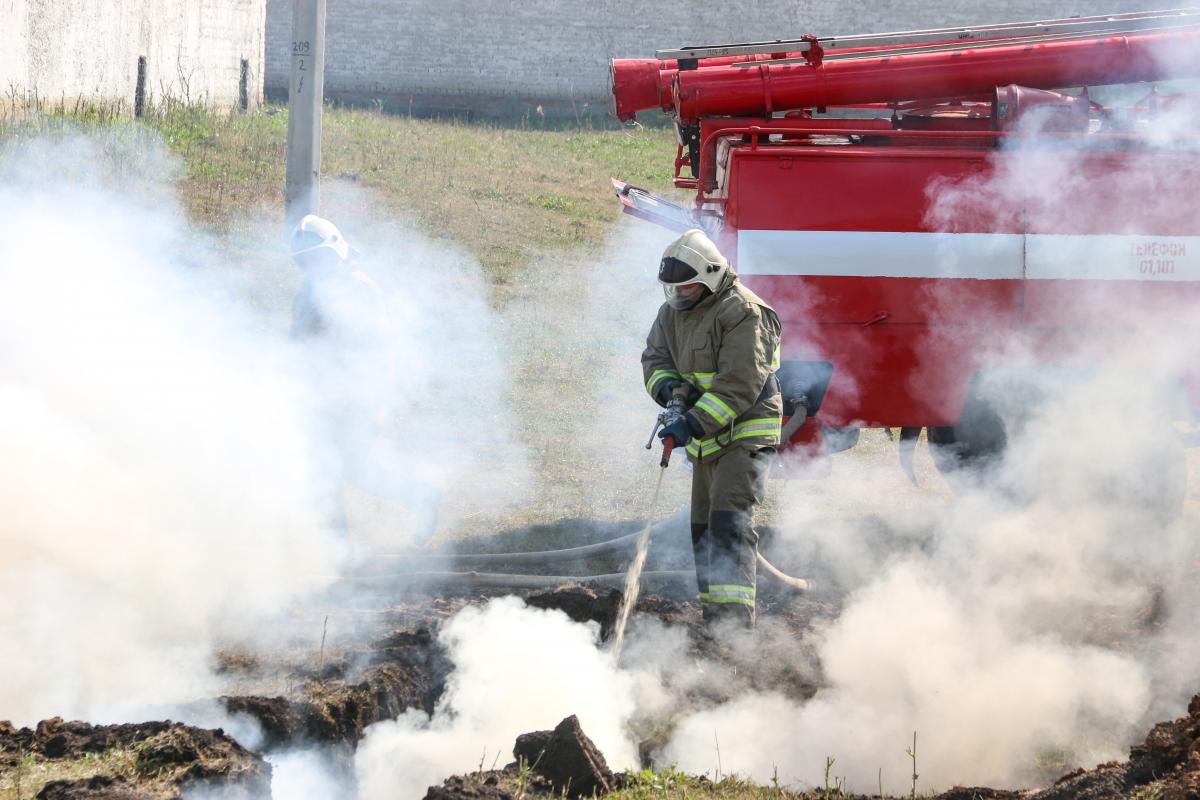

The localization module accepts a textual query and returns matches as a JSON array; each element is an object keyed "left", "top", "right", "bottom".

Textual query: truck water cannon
[
  {"left": 613, "top": 53, "right": 808, "bottom": 121},
  {"left": 991, "top": 84, "right": 1094, "bottom": 131},
  {"left": 611, "top": 9, "right": 1200, "bottom": 123},
  {"left": 612, "top": 42, "right": 950, "bottom": 120},
  {"left": 670, "top": 28, "right": 1200, "bottom": 122}
]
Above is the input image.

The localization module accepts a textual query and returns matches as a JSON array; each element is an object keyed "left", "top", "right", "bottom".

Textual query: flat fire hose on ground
[
  {"left": 338, "top": 406, "right": 811, "bottom": 596},
  {"left": 333, "top": 552, "right": 807, "bottom": 592}
]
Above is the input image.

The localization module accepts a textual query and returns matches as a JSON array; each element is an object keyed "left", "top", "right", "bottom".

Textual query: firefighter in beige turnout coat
[{"left": 642, "top": 229, "right": 782, "bottom": 629}]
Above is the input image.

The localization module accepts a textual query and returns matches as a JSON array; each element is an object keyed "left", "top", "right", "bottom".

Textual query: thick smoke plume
[
  {"left": 292, "top": 183, "right": 533, "bottom": 545},
  {"left": 355, "top": 597, "right": 645, "bottom": 799},
  {"left": 6, "top": 66, "right": 1200, "bottom": 800},
  {"left": 659, "top": 70, "right": 1200, "bottom": 792},
  {"left": 346, "top": 84, "right": 1200, "bottom": 794},
  {"left": 0, "top": 134, "right": 339, "bottom": 725},
  {"left": 0, "top": 131, "right": 530, "bottom": 732}
]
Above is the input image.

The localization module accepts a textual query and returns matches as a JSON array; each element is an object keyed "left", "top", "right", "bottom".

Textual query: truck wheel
[{"left": 926, "top": 402, "right": 1008, "bottom": 491}]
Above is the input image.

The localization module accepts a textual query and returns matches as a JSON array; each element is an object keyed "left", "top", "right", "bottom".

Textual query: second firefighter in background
[{"left": 642, "top": 228, "right": 782, "bottom": 631}]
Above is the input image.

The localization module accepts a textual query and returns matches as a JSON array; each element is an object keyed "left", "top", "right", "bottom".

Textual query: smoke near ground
[
  {"left": 295, "top": 182, "right": 534, "bottom": 547},
  {"left": 4, "top": 79, "right": 1200, "bottom": 800},
  {"left": 481, "top": 221, "right": 683, "bottom": 529},
  {"left": 660, "top": 81, "right": 1200, "bottom": 792},
  {"left": 354, "top": 597, "right": 645, "bottom": 800},
  {"left": 0, "top": 134, "right": 337, "bottom": 725}
]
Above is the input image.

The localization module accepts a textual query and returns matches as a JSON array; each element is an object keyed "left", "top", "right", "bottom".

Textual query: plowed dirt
[
  {"left": 0, "top": 718, "right": 268, "bottom": 799},
  {"left": 4, "top": 579, "right": 1193, "bottom": 800}
]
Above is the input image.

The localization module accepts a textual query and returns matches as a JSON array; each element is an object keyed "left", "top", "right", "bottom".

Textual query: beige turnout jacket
[{"left": 641, "top": 273, "right": 782, "bottom": 463}]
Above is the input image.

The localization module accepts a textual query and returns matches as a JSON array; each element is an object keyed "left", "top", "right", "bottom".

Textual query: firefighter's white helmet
[
  {"left": 290, "top": 214, "right": 352, "bottom": 264},
  {"left": 658, "top": 228, "right": 729, "bottom": 308}
]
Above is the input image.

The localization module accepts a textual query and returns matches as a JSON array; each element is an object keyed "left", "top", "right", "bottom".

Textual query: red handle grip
[{"left": 660, "top": 435, "right": 676, "bottom": 468}]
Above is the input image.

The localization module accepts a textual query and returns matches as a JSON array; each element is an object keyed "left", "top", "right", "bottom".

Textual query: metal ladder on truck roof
[{"left": 656, "top": 8, "right": 1200, "bottom": 64}]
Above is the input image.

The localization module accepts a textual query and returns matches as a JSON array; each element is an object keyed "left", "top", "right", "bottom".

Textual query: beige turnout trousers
[{"left": 690, "top": 444, "right": 775, "bottom": 622}]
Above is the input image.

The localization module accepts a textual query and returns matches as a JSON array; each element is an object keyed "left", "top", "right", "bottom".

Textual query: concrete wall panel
[{"left": 2, "top": 0, "right": 265, "bottom": 111}]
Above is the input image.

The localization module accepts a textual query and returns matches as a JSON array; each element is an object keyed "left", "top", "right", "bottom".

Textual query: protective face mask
[
  {"left": 295, "top": 247, "right": 343, "bottom": 279},
  {"left": 663, "top": 283, "right": 702, "bottom": 310}
]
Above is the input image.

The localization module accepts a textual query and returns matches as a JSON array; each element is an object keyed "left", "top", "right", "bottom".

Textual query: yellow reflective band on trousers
[
  {"left": 701, "top": 585, "right": 756, "bottom": 607},
  {"left": 693, "top": 392, "right": 736, "bottom": 427},
  {"left": 646, "top": 369, "right": 681, "bottom": 397},
  {"left": 685, "top": 417, "right": 782, "bottom": 459}
]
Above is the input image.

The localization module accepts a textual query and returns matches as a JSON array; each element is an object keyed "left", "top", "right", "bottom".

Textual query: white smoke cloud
[
  {"left": 0, "top": 131, "right": 533, "bottom": 731},
  {"left": 267, "top": 749, "right": 347, "bottom": 800},
  {"left": 7, "top": 62, "right": 1200, "bottom": 800},
  {"left": 293, "top": 183, "right": 534, "bottom": 547},
  {"left": 658, "top": 69, "right": 1200, "bottom": 793},
  {"left": 664, "top": 363, "right": 1198, "bottom": 792},
  {"left": 481, "top": 220, "right": 686, "bottom": 524},
  {"left": 0, "top": 134, "right": 342, "bottom": 725},
  {"left": 355, "top": 597, "right": 646, "bottom": 800}
]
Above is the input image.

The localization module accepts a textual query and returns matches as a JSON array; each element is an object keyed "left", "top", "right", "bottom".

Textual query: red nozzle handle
[{"left": 660, "top": 435, "right": 676, "bottom": 468}]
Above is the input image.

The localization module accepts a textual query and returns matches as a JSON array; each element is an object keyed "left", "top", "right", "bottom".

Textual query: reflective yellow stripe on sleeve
[
  {"left": 771, "top": 345, "right": 781, "bottom": 371},
  {"left": 693, "top": 392, "right": 737, "bottom": 427},
  {"left": 646, "top": 369, "right": 681, "bottom": 398},
  {"left": 681, "top": 371, "right": 716, "bottom": 390}
]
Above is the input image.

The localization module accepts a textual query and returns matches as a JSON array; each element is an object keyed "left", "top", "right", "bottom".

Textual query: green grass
[
  {"left": 0, "top": 97, "right": 678, "bottom": 290},
  {"left": 616, "top": 767, "right": 810, "bottom": 799},
  {"left": 451, "top": 766, "right": 821, "bottom": 799},
  {"left": 0, "top": 748, "right": 142, "bottom": 800}
]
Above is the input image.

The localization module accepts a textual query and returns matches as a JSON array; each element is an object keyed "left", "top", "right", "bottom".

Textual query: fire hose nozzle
[
  {"left": 648, "top": 397, "right": 686, "bottom": 449},
  {"left": 660, "top": 434, "right": 676, "bottom": 468}
]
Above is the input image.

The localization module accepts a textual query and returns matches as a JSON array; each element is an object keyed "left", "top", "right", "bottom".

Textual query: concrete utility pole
[{"left": 284, "top": 0, "right": 327, "bottom": 229}]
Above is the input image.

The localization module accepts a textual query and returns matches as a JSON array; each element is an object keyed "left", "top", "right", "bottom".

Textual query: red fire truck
[{"left": 610, "top": 10, "right": 1200, "bottom": 487}]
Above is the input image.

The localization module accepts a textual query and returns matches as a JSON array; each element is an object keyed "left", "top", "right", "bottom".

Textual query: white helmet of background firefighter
[
  {"left": 290, "top": 214, "right": 357, "bottom": 277},
  {"left": 658, "top": 228, "right": 730, "bottom": 310}
]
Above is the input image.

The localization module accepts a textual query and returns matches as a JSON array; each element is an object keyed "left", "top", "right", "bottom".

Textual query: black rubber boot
[{"left": 707, "top": 510, "right": 758, "bottom": 629}]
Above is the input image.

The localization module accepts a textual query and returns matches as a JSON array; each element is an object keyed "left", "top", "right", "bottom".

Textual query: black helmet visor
[
  {"left": 291, "top": 228, "right": 327, "bottom": 255},
  {"left": 658, "top": 256, "right": 700, "bottom": 285}
]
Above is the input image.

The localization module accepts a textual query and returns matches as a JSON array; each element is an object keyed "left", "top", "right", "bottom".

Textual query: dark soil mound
[
  {"left": 424, "top": 771, "right": 524, "bottom": 800},
  {"left": 0, "top": 718, "right": 268, "bottom": 800},
  {"left": 511, "top": 715, "right": 615, "bottom": 798},
  {"left": 1029, "top": 693, "right": 1200, "bottom": 800},
  {"left": 525, "top": 585, "right": 623, "bottom": 639},
  {"left": 221, "top": 624, "right": 451, "bottom": 749},
  {"left": 36, "top": 774, "right": 151, "bottom": 800},
  {"left": 935, "top": 788, "right": 1021, "bottom": 800},
  {"left": 423, "top": 768, "right": 558, "bottom": 800},
  {"left": 424, "top": 716, "right": 618, "bottom": 800}
]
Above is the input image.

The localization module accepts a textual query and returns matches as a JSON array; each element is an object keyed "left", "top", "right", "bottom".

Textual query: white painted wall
[
  {"left": 2, "top": 0, "right": 266, "bottom": 111},
  {"left": 264, "top": 0, "right": 1165, "bottom": 115}
]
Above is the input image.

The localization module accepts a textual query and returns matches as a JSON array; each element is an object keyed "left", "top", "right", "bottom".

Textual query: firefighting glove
[
  {"left": 654, "top": 379, "right": 682, "bottom": 407},
  {"left": 658, "top": 413, "right": 699, "bottom": 448}
]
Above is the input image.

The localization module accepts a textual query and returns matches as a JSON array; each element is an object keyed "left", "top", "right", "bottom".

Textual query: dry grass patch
[
  {"left": 0, "top": 747, "right": 141, "bottom": 800},
  {"left": 0, "top": 99, "right": 678, "bottom": 291}
]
